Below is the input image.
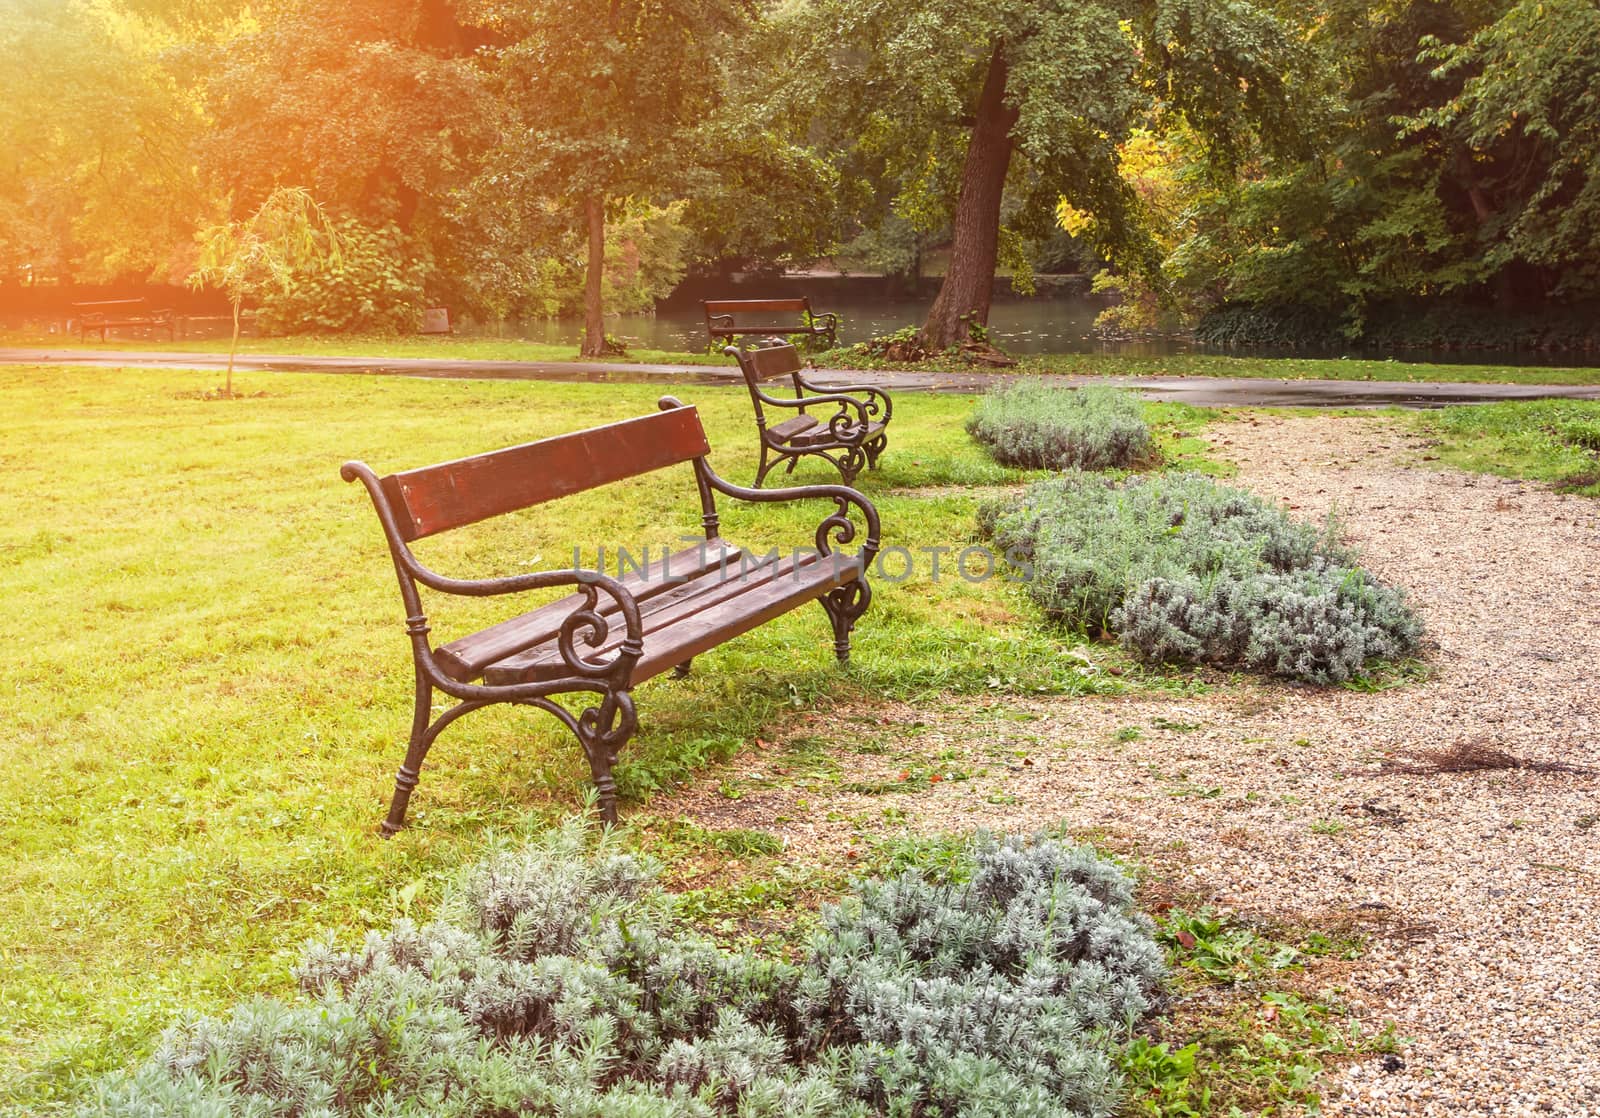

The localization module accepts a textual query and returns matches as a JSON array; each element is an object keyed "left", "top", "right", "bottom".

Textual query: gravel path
[{"left": 657, "top": 415, "right": 1600, "bottom": 1116}]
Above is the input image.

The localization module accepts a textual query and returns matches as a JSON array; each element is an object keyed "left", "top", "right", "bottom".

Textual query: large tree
[
  {"left": 465, "top": 0, "right": 754, "bottom": 355},
  {"left": 788, "top": 0, "right": 1297, "bottom": 349},
  {"left": 1415, "top": 0, "right": 1600, "bottom": 301},
  {"left": 1155, "top": 0, "right": 1600, "bottom": 331},
  {"left": 0, "top": 0, "right": 206, "bottom": 286},
  {"left": 194, "top": 0, "right": 489, "bottom": 323}
]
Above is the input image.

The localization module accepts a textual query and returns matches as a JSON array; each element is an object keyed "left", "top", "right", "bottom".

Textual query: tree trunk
[
  {"left": 226, "top": 296, "right": 240, "bottom": 397},
  {"left": 581, "top": 195, "right": 607, "bottom": 357},
  {"left": 1454, "top": 148, "right": 1514, "bottom": 308},
  {"left": 921, "top": 43, "right": 1019, "bottom": 351}
]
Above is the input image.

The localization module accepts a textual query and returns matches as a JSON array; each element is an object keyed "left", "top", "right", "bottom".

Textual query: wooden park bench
[
  {"left": 727, "top": 340, "right": 892, "bottom": 486},
  {"left": 72, "top": 298, "right": 177, "bottom": 341},
  {"left": 341, "top": 397, "right": 880, "bottom": 832},
  {"left": 703, "top": 297, "right": 838, "bottom": 349}
]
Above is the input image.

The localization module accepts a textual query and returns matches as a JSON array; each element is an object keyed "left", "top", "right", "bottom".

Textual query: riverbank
[{"left": 7, "top": 338, "right": 1600, "bottom": 386}]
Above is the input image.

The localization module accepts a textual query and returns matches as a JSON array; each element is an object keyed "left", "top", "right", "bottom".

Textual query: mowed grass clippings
[{"left": 0, "top": 363, "right": 1221, "bottom": 1109}]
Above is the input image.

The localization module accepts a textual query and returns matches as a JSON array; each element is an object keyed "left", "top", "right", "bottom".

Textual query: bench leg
[
  {"left": 818, "top": 578, "right": 872, "bottom": 664},
  {"left": 382, "top": 684, "right": 492, "bottom": 836},
  {"left": 753, "top": 444, "right": 778, "bottom": 488},
  {"left": 864, "top": 434, "right": 887, "bottom": 471},
  {"left": 576, "top": 691, "right": 637, "bottom": 825},
  {"left": 836, "top": 445, "right": 867, "bottom": 486},
  {"left": 672, "top": 658, "right": 694, "bottom": 679}
]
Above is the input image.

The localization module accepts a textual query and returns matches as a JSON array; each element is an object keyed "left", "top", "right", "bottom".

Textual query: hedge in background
[
  {"left": 966, "top": 383, "right": 1153, "bottom": 471},
  {"left": 1196, "top": 300, "right": 1600, "bottom": 352},
  {"left": 85, "top": 823, "right": 1164, "bottom": 1118},
  {"left": 980, "top": 472, "right": 1421, "bottom": 684}
]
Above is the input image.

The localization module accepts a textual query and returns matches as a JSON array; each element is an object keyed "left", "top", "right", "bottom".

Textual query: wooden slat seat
[
  {"left": 792, "top": 419, "right": 886, "bottom": 449},
  {"left": 434, "top": 539, "right": 742, "bottom": 682},
  {"left": 485, "top": 550, "right": 863, "bottom": 686},
  {"left": 766, "top": 415, "right": 820, "bottom": 446},
  {"left": 341, "top": 397, "right": 880, "bottom": 832}
]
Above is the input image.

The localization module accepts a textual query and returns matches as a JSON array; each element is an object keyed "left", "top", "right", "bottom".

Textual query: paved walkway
[{"left": 6, "top": 346, "right": 1600, "bottom": 409}]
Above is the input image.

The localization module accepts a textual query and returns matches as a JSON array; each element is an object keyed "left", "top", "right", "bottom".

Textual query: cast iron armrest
[
  {"left": 796, "top": 375, "right": 893, "bottom": 424},
  {"left": 698, "top": 462, "right": 880, "bottom": 571},
  {"left": 341, "top": 460, "right": 645, "bottom": 683},
  {"left": 750, "top": 388, "right": 871, "bottom": 439}
]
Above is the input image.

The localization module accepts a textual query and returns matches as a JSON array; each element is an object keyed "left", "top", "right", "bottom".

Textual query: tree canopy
[{"left": 4, "top": 0, "right": 1599, "bottom": 351}]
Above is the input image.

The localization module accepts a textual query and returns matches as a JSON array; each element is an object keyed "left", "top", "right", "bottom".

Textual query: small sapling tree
[{"left": 188, "top": 187, "right": 341, "bottom": 396}]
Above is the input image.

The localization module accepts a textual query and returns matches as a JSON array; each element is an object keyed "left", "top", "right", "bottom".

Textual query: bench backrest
[
  {"left": 379, "top": 406, "right": 711, "bottom": 542},
  {"left": 72, "top": 298, "right": 148, "bottom": 306},
  {"left": 728, "top": 342, "right": 808, "bottom": 428},
  {"left": 703, "top": 298, "right": 813, "bottom": 340}
]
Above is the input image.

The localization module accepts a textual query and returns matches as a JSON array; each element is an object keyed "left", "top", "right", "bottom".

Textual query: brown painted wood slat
[
  {"left": 746, "top": 344, "right": 804, "bottom": 380},
  {"left": 767, "top": 415, "right": 819, "bottom": 444},
  {"left": 703, "top": 299, "right": 810, "bottom": 314},
  {"left": 482, "top": 551, "right": 861, "bottom": 686},
  {"left": 382, "top": 408, "right": 710, "bottom": 542},
  {"left": 433, "top": 539, "right": 740, "bottom": 682},
  {"left": 630, "top": 553, "right": 860, "bottom": 682},
  {"left": 488, "top": 549, "right": 806, "bottom": 681}
]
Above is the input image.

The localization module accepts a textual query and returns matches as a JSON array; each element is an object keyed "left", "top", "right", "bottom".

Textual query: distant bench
[
  {"left": 72, "top": 299, "right": 177, "bottom": 342},
  {"left": 702, "top": 298, "right": 838, "bottom": 349}
]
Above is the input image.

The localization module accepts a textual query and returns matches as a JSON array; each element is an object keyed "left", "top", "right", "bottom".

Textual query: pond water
[
  {"left": 8, "top": 293, "right": 1596, "bottom": 366},
  {"left": 465, "top": 297, "right": 1600, "bottom": 367},
  {"left": 509, "top": 297, "right": 1124, "bottom": 356}
]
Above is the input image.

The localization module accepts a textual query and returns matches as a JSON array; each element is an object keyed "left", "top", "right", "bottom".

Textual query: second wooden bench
[{"left": 702, "top": 297, "right": 838, "bottom": 348}]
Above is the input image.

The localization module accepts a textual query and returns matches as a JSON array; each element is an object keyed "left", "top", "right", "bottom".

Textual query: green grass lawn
[
  {"left": 8, "top": 330, "right": 1600, "bottom": 384},
  {"left": 2, "top": 332, "right": 729, "bottom": 366},
  {"left": 0, "top": 362, "right": 1224, "bottom": 1110},
  {"left": 1416, "top": 399, "right": 1600, "bottom": 495}
]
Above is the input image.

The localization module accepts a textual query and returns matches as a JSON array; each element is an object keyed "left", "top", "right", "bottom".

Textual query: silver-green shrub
[
  {"left": 82, "top": 825, "right": 1161, "bottom": 1118},
  {"left": 966, "top": 384, "right": 1153, "bottom": 471},
  {"left": 980, "top": 472, "right": 1420, "bottom": 683}
]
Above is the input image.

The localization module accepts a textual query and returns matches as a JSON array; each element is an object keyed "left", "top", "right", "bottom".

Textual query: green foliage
[
  {"left": 193, "top": 0, "right": 488, "bottom": 316},
  {"left": 464, "top": 0, "right": 750, "bottom": 349},
  {"left": 775, "top": 0, "right": 1297, "bottom": 345},
  {"left": 446, "top": 201, "right": 691, "bottom": 324},
  {"left": 188, "top": 186, "right": 342, "bottom": 392},
  {"left": 1118, "top": 1037, "right": 1208, "bottom": 1117},
  {"left": 979, "top": 472, "right": 1420, "bottom": 683},
  {"left": 81, "top": 826, "right": 1163, "bottom": 1118},
  {"left": 832, "top": 215, "right": 931, "bottom": 285},
  {"left": 1195, "top": 300, "right": 1600, "bottom": 351},
  {"left": 256, "top": 218, "right": 424, "bottom": 334},
  {"left": 1142, "top": 910, "right": 1390, "bottom": 1113},
  {"left": 0, "top": 0, "right": 203, "bottom": 283},
  {"left": 1412, "top": 0, "right": 1600, "bottom": 300},
  {"left": 966, "top": 384, "right": 1153, "bottom": 471},
  {"left": 1158, "top": 910, "right": 1308, "bottom": 984},
  {"left": 1161, "top": 0, "right": 1600, "bottom": 332},
  {"left": 601, "top": 204, "right": 694, "bottom": 317},
  {"left": 189, "top": 188, "right": 340, "bottom": 305},
  {"left": 1191, "top": 304, "right": 1346, "bottom": 348}
]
